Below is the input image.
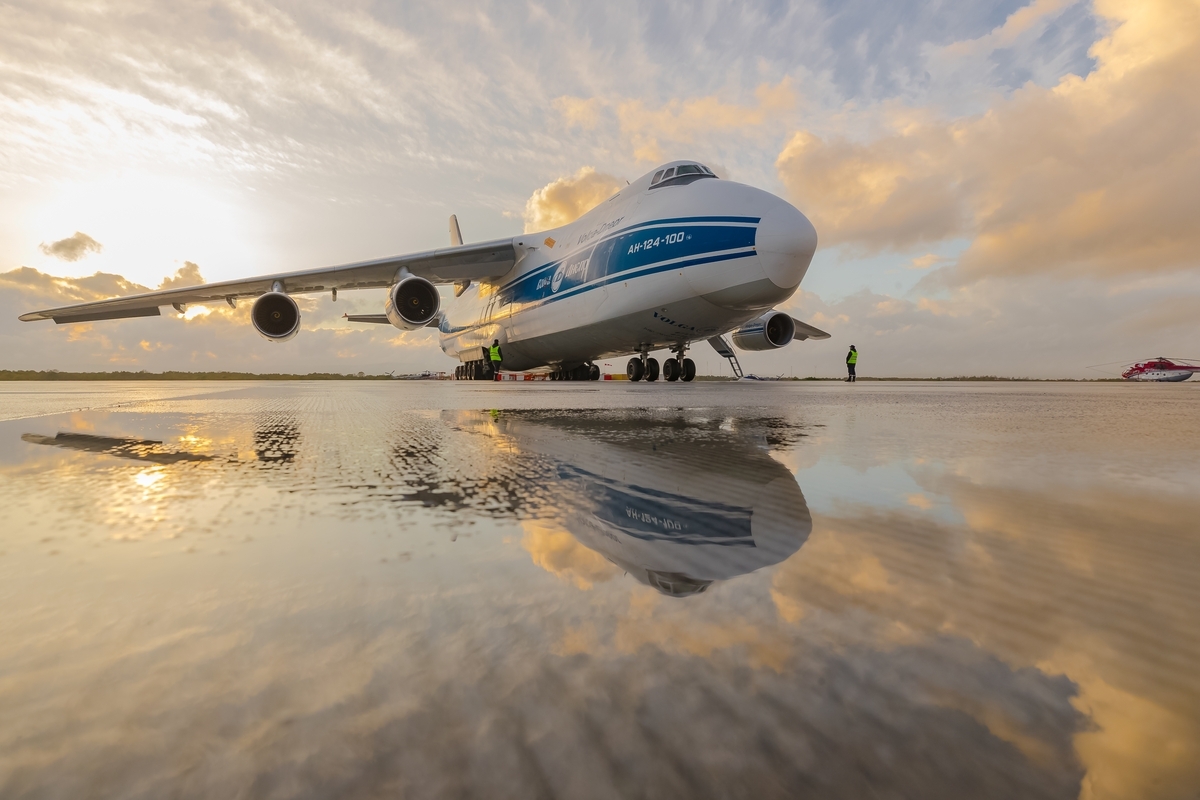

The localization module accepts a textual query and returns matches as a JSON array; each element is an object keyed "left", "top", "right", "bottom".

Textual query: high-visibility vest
[
  {"left": 489, "top": 345, "right": 501, "bottom": 361},
  {"left": 847, "top": 350, "right": 858, "bottom": 364}
]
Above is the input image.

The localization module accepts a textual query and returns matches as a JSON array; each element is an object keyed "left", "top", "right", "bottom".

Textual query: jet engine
[
  {"left": 731, "top": 310, "right": 795, "bottom": 351},
  {"left": 251, "top": 292, "right": 301, "bottom": 342},
  {"left": 385, "top": 276, "right": 441, "bottom": 330}
]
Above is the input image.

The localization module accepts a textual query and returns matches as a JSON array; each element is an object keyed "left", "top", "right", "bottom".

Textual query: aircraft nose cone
[{"left": 756, "top": 201, "right": 818, "bottom": 289}]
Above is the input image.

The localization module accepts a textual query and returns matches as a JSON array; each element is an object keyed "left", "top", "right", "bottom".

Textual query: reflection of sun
[{"left": 134, "top": 468, "right": 163, "bottom": 488}]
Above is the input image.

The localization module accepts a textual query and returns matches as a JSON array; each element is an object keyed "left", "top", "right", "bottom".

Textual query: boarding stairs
[{"left": 707, "top": 335, "right": 744, "bottom": 378}]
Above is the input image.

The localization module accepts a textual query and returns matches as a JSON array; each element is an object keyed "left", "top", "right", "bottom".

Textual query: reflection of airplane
[
  {"left": 21, "top": 432, "right": 212, "bottom": 464},
  {"left": 475, "top": 412, "right": 811, "bottom": 596},
  {"left": 21, "top": 161, "right": 828, "bottom": 382}
]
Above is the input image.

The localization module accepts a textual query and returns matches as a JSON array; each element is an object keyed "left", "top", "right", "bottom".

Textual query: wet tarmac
[{"left": 0, "top": 380, "right": 1197, "bottom": 799}]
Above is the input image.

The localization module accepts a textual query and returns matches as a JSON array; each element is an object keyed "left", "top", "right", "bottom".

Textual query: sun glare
[{"left": 26, "top": 171, "right": 264, "bottom": 286}]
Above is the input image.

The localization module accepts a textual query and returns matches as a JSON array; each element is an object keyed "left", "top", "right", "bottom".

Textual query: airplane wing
[{"left": 19, "top": 237, "right": 516, "bottom": 324}]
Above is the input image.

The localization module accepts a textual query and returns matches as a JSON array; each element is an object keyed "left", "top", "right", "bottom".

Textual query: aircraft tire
[
  {"left": 645, "top": 358, "right": 660, "bottom": 382},
  {"left": 682, "top": 358, "right": 696, "bottom": 382},
  {"left": 589, "top": 364, "right": 600, "bottom": 381},
  {"left": 627, "top": 358, "right": 644, "bottom": 382},
  {"left": 663, "top": 359, "right": 679, "bottom": 381}
]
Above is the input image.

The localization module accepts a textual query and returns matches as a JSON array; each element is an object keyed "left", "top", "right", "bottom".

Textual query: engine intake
[
  {"left": 731, "top": 311, "right": 795, "bottom": 351},
  {"left": 251, "top": 292, "right": 301, "bottom": 342},
  {"left": 385, "top": 276, "right": 441, "bottom": 330}
]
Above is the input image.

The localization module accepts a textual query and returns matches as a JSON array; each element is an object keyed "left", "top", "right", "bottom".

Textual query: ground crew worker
[
  {"left": 846, "top": 345, "right": 858, "bottom": 382},
  {"left": 489, "top": 339, "right": 503, "bottom": 381}
]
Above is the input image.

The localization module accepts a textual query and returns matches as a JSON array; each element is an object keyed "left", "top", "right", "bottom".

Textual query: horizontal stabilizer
[{"left": 791, "top": 317, "right": 831, "bottom": 340}]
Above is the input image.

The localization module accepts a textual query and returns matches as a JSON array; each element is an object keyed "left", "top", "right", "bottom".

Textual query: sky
[{"left": 1, "top": 0, "right": 1197, "bottom": 377}]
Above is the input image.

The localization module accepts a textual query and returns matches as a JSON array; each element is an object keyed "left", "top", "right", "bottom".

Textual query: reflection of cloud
[
  {"left": 771, "top": 475, "right": 1200, "bottom": 799},
  {"left": 38, "top": 231, "right": 102, "bottom": 262},
  {"left": 520, "top": 519, "right": 617, "bottom": 590},
  {"left": 522, "top": 167, "right": 625, "bottom": 233}
]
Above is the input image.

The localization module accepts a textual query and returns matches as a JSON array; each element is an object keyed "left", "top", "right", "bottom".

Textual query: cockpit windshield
[{"left": 650, "top": 163, "right": 717, "bottom": 188}]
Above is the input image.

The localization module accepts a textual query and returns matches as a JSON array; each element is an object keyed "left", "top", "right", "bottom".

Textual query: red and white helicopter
[{"left": 1119, "top": 358, "right": 1200, "bottom": 382}]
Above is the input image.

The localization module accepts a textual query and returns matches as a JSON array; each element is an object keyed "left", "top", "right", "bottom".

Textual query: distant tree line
[{"left": 0, "top": 370, "right": 393, "bottom": 381}]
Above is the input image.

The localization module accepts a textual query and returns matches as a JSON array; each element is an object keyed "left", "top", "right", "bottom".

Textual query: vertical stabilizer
[{"left": 449, "top": 215, "right": 464, "bottom": 246}]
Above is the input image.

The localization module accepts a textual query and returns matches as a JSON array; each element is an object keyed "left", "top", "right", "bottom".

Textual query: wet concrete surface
[{"left": 0, "top": 381, "right": 1197, "bottom": 799}]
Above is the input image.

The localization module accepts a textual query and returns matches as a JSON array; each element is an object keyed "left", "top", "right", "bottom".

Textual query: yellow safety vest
[
  {"left": 848, "top": 350, "right": 858, "bottom": 364},
  {"left": 489, "top": 345, "right": 501, "bottom": 361}
]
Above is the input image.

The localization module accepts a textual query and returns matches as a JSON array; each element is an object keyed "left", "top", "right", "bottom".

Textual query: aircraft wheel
[
  {"left": 627, "top": 357, "right": 644, "bottom": 382},
  {"left": 589, "top": 364, "right": 600, "bottom": 381},
  {"left": 682, "top": 358, "right": 696, "bottom": 382},
  {"left": 663, "top": 359, "right": 679, "bottom": 382},
  {"left": 644, "top": 357, "right": 659, "bottom": 382}
]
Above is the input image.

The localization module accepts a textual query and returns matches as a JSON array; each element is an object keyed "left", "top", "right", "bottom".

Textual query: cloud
[
  {"left": 522, "top": 167, "right": 625, "bottom": 233},
  {"left": 777, "top": 0, "right": 1200, "bottom": 280},
  {"left": 38, "top": 232, "right": 103, "bottom": 262},
  {"left": 554, "top": 80, "right": 798, "bottom": 164},
  {"left": 772, "top": 272, "right": 1200, "bottom": 379},
  {"left": 159, "top": 261, "right": 205, "bottom": 290}
]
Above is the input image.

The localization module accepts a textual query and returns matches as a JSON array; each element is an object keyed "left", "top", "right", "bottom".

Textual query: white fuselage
[
  {"left": 1126, "top": 370, "right": 1195, "bottom": 382},
  {"left": 437, "top": 164, "right": 818, "bottom": 371}
]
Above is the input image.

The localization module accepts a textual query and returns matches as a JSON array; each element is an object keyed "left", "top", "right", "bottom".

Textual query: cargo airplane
[{"left": 20, "top": 160, "right": 828, "bottom": 381}]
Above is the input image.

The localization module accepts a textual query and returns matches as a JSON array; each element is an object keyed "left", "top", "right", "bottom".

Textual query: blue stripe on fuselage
[
  {"left": 439, "top": 216, "right": 761, "bottom": 335},
  {"left": 501, "top": 220, "right": 757, "bottom": 313}
]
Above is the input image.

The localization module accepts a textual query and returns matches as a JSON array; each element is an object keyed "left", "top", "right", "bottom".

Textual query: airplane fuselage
[{"left": 438, "top": 162, "right": 818, "bottom": 372}]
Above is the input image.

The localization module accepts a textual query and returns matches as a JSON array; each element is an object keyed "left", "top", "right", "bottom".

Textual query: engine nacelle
[
  {"left": 251, "top": 292, "right": 301, "bottom": 342},
  {"left": 731, "top": 311, "right": 795, "bottom": 351},
  {"left": 385, "top": 276, "right": 440, "bottom": 330}
]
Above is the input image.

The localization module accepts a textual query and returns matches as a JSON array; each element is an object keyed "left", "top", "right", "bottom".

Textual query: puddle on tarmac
[{"left": 0, "top": 381, "right": 1197, "bottom": 799}]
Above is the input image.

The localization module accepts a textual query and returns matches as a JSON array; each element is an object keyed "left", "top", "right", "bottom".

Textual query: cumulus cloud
[
  {"left": 38, "top": 232, "right": 103, "bottom": 262},
  {"left": 777, "top": 0, "right": 1200, "bottom": 280},
  {"left": 522, "top": 167, "right": 625, "bottom": 233},
  {"left": 554, "top": 80, "right": 797, "bottom": 163},
  {"left": 159, "top": 261, "right": 205, "bottom": 290}
]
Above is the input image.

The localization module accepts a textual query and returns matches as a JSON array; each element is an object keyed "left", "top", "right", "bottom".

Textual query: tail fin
[{"left": 449, "top": 215, "right": 463, "bottom": 246}]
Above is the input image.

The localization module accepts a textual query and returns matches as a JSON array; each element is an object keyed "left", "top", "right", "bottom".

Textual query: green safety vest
[
  {"left": 847, "top": 350, "right": 858, "bottom": 364},
  {"left": 489, "top": 345, "right": 501, "bottom": 361}
]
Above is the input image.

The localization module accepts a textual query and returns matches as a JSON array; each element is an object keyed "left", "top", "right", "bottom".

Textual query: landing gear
[
  {"left": 663, "top": 359, "right": 680, "bottom": 382},
  {"left": 681, "top": 358, "right": 696, "bottom": 382},
  {"left": 644, "top": 357, "right": 659, "bottom": 382},
  {"left": 627, "top": 357, "right": 644, "bottom": 382},
  {"left": 552, "top": 362, "right": 600, "bottom": 380}
]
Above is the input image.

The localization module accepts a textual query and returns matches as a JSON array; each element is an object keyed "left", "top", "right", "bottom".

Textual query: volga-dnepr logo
[{"left": 551, "top": 264, "right": 566, "bottom": 293}]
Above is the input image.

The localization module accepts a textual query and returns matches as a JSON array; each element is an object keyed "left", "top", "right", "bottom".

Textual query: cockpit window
[{"left": 649, "top": 163, "right": 718, "bottom": 189}]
